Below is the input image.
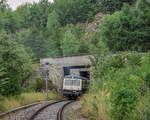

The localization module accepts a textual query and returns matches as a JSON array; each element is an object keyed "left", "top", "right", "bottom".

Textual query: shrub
[
  {"left": 91, "top": 52, "right": 142, "bottom": 91},
  {"left": 29, "top": 77, "right": 45, "bottom": 92},
  {"left": 128, "top": 92, "right": 150, "bottom": 120},
  {"left": 35, "top": 77, "right": 45, "bottom": 92},
  {"left": 108, "top": 71, "right": 141, "bottom": 120}
]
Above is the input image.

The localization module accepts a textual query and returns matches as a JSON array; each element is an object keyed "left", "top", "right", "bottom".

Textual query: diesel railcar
[{"left": 62, "top": 75, "right": 89, "bottom": 97}]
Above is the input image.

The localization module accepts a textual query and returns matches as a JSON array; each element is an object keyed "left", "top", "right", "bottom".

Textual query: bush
[
  {"left": 29, "top": 77, "right": 45, "bottom": 92},
  {"left": 128, "top": 92, "right": 150, "bottom": 120},
  {"left": 108, "top": 71, "right": 141, "bottom": 120},
  {"left": 91, "top": 52, "right": 142, "bottom": 91}
]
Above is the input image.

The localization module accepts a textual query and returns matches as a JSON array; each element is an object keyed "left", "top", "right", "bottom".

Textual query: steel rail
[
  {"left": 57, "top": 101, "right": 74, "bottom": 120},
  {"left": 29, "top": 99, "right": 68, "bottom": 120},
  {"left": 0, "top": 102, "right": 41, "bottom": 118}
]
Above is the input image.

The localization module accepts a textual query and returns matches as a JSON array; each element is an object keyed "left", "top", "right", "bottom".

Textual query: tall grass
[
  {"left": 80, "top": 90, "right": 112, "bottom": 120},
  {"left": 0, "top": 91, "right": 61, "bottom": 113}
]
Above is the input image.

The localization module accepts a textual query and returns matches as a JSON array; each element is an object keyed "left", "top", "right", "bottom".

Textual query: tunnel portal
[{"left": 40, "top": 54, "right": 92, "bottom": 90}]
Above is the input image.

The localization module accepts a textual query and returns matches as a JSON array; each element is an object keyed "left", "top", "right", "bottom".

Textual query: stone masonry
[{"left": 40, "top": 54, "right": 92, "bottom": 90}]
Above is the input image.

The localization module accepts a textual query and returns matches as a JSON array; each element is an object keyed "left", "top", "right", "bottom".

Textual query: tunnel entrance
[
  {"left": 63, "top": 65, "right": 89, "bottom": 79},
  {"left": 80, "top": 71, "right": 90, "bottom": 79}
]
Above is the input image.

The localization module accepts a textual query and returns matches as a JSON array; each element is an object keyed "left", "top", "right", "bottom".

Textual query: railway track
[
  {"left": 29, "top": 99, "right": 74, "bottom": 120},
  {"left": 57, "top": 101, "right": 73, "bottom": 120},
  {"left": 0, "top": 102, "right": 42, "bottom": 120},
  {"left": 0, "top": 99, "right": 74, "bottom": 120}
]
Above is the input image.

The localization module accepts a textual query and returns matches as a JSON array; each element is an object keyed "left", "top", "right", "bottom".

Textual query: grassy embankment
[{"left": 0, "top": 91, "right": 61, "bottom": 113}]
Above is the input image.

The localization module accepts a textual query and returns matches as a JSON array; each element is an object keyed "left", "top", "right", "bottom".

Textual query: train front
[{"left": 62, "top": 76, "right": 82, "bottom": 98}]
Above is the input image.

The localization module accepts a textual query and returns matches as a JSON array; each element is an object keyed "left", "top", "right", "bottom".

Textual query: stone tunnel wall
[{"left": 40, "top": 55, "right": 92, "bottom": 90}]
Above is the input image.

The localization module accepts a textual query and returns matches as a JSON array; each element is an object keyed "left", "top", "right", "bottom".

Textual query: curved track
[
  {"left": 57, "top": 101, "right": 74, "bottom": 120},
  {"left": 0, "top": 102, "right": 41, "bottom": 120},
  {"left": 29, "top": 100, "right": 74, "bottom": 120}
]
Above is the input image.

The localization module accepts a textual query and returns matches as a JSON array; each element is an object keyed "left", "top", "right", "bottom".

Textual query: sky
[{"left": 6, "top": 0, "right": 53, "bottom": 10}]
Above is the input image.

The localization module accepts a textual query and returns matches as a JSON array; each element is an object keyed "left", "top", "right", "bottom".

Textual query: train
[{"left": 62, "top": 75, "right": 89, "bottom": 98}]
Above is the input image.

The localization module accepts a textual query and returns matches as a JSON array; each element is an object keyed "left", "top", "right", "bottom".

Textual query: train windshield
[{"left": 65, "top": 80, "right": 80, "bottom": 86}]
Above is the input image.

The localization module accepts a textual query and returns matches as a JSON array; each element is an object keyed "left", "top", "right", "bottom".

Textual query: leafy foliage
[
  {"left": 61, "top": 24, "right": 82, "bottom": 56},
  {"left": 0, "top": 0, "right": 137, "bottom": 59},
  {"left": 0, "top": 9, "right": 19, "bottom": 33},
  {"left": 99, "top": 2, "right": 150, "bottom": 52},
  {"left": 45, "top": 10, "right": 62, "bottom": 57},
  {"left": 95, "top": 0, "right": 135, "bottom": 14},
  {"left": 53, "top": 0, "right": 96, "bottom": 25},
  {"left": 0, "top": 32, "right": 33, "bottom": 96},
  {"left": 29, "top": 77, "right": 45, "bottom": 92},
  {"left": 128, "top": 92, "right": 150, "bottom": 120},
  {"left": 86, "top": 51, "right": 150, "bottom": 120}
]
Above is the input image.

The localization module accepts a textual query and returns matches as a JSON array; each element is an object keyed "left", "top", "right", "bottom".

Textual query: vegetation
[
  {"left": 80, "top": 1, "right": 150, "bottom": 120},
  {"left": 0, "top": 32, "right": 33, "bottom": 96},
  {"left": 0, "top": 0, "right": 135, "bottom": 97},
  {"left": 99, "top": 0, "right": 150, "bottom": 51},
  {"left": 95, "top": 0, "right": 136, "bottom": 14},
  {"left": 81, "top": 52, "right": 150, "bottom": 120},
  {"left": 0, "top": 91, "right": 61, "bottom": 113},
  {"left": 0, "top": 0, "right": 136, "bottom": 59},
  {"left": 0, "top": 0, "right": 150, "bottom": 119}
]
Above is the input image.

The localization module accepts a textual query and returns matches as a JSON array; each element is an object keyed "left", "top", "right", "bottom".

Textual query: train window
[
  {"left": 65, "top": 80, "right": 72, "bottom": 86},
  {"left": 72, "top": 80, "right": 80, "bottom": 86},
  {"left": 65, "top": 80, "right": 80, "bottom": 86}
]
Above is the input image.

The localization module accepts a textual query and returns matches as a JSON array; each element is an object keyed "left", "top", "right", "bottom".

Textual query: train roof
[{"left": 64, "top": 75, "right": 87, "bottom": 80}]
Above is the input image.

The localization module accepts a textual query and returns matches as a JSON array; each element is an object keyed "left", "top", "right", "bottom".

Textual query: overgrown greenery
[
  {"left": 95, "top": 0, "right": 136, "bottom": 14},
  {"left": 0, "top": 32, "right": 33, "bottom": 96},
  {"left": 81, "top": 51, "right": 150, "bottom": 120},
  {"left": 80, "top": 0, "right": 150, "bottom": 119},
  {"left": 0, "top": 0, "right": 136, "bottom": 59},
  {"left": 99, "top": 0, "right": 150, "bottom": 51},
  {"left": 1, "top": 0, "right": 150, "bottom": 118}
]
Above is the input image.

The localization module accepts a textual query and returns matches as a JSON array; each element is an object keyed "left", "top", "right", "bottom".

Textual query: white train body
[{"left": 62, "top": 75, "right": 88, "bottom": 97}]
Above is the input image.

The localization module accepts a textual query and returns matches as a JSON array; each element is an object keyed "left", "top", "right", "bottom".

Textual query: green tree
[
  {"left": 16, "top": 28, "right": 48, "bottom": 59},
  {"left": 15, "top": 4, "right": 31, "bottom": 29},
  {"left": 27, "top": 0, "right": 52, "bottom": 29},
  {"left": 99, "top": 2, "right": 150, "bottom": 52},
  {"left": 136, "top": 0, "right": 150, "bottom": 10},
  {"left": 54, "top": 0, "right": 96, "bottom": 25},
  {"left": 0, "top": 32, "right": 33, "bottom": 96},
  {"left": 95, "top": 0, "right": 135, "bottom": 14},
  {"left": 45, "top": 10, "right": 62, "bottom": 57},
  {"left": 61, "top": 24, "right": 81, "bottom": 56},
  {"left": 46, "top": 10, "right": 60, "bottom": 34},
  {"left": 0, "top": 9, "right": 19, "bottom": 33}
]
